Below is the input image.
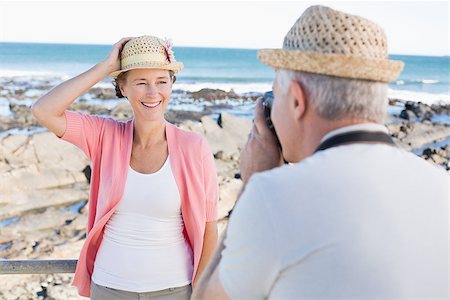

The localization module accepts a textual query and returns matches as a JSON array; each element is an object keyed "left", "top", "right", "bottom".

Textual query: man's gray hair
[{"left": 276, "top": 69, "right": 388, "bottom": 123}]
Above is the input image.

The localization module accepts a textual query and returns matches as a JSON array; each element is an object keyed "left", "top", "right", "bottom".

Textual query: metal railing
[{"left": 0, "top": 259, "right": 77, "bottom": 274}]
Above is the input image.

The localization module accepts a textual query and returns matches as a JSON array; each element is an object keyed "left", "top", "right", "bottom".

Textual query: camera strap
[{"left": 315, "top": 131, "right": 395, "bottom": 153}]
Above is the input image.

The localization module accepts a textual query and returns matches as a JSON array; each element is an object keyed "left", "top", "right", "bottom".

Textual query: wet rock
[
  {"left": 88, "top": 87, "right": 116, "bottom": 100},
  {"left": 70, "top": 100, "right": 110, "bottom": 116},
  {"left": 191, "top": 88, "right": 239, "bottom": 101},
  {"left": 430, "top": 103, "right": 450, "bottom": 116},
  {"left": 399, "top": 109, "right": 416, "bottom": 121},
  {"left": 3, "top": 208, "right": 77, "bottom": 235},
  {"left": 165, "top": 110, "right": 208, "bottom": 124},
  {"left": 388, "top": 122, "right": 450, "bottom": 151},
  {"left": 110, "top": 102, "right": 133, "bottom": 120},
  {"left": 421, "top": 145, "right": 450, "bottom": 171}
]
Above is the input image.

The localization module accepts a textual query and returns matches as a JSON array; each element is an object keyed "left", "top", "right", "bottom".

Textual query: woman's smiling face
[{"left": 120, "top": 68, "right": 173, "bottom": 122}]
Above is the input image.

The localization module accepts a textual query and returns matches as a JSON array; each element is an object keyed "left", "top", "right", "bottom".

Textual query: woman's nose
[{"left": 145, "top": 85, "right": 158, "bottom": 96}]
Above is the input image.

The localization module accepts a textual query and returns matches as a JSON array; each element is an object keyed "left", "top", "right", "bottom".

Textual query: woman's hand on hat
[
  {"left": 239, "top": 98, "right": 284, "bottom": 185},
  {"left": 101, "top": 37, "right": 133, "bottom": 74}
]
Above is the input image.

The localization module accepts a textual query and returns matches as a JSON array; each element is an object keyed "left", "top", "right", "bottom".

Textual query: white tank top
[{"left": 92, "top": 156, "right": 193, "bottom": 292}]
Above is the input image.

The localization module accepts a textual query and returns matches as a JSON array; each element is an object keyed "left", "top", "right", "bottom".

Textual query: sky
[{"left": 0, "top": 0, "right": 448, "bottom": 56}]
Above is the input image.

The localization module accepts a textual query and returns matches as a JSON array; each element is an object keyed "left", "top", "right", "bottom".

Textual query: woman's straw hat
[
  {"left": 110, "top": 35, "right": 184, "bottom": 77},
  {"left": 258, "top": 6, "right": 404, "bottom": 82}
]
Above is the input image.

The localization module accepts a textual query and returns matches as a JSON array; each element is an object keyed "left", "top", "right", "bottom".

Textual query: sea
[{"left": 0, "top": 42, "right": 449, "bottom": 121}]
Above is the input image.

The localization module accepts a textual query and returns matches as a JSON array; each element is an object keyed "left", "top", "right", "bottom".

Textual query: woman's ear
[
  {"left": 119, "top": 82, "right": 127, "bottom": 98},
  {"left": 291, "top": 80, "right": 307, "bottom": 121}
]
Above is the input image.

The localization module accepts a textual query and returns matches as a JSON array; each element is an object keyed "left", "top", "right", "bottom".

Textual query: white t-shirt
[
  {"left": 219, "top": 124, "right": 449, "bottom": 299},
  {"left": 92, "top": 156, "right": 193, "bottom": 292}
]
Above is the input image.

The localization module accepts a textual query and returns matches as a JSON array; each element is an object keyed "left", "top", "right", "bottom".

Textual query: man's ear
[{"left": 290, "top": 80, "right": 307, "bottom": 121}]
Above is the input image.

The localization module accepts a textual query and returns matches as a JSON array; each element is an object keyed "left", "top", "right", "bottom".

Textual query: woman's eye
[
  {"left": 137, "top": 82, "right": 146, "bottom": 85},
  {"left": 158, "top": 81, "right": 167, "bottom": 84}
]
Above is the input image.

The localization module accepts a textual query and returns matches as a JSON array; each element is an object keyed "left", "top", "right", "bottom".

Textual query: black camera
[
  {"left": 261, "top": 91, "right": 286, "bottom": 162},
  {"left": 261, "top": 91, "right": 275, "bottom": 133}
]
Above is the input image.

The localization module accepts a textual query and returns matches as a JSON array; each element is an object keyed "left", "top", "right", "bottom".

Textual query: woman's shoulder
[
  {"left": 68, "top": 111, "right": 131, "bottom": 127},
  {"left": 80, "top": 113, "right": 133, "bottom": 138}
]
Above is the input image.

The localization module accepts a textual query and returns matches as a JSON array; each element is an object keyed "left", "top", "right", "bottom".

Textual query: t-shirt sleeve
[
  {"left": 201, "top": 138, "right": 219, "bottom": 222},
  {"left": 218, "top": 176, "right": 281, "bottom": 299},
  {"left": 60, "top": 110, "right": 105, "bottom": 161}
]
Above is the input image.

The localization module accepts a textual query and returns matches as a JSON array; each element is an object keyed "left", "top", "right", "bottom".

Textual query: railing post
[{"left": 0, "top": 259, "right": 77, "bottom": 274}]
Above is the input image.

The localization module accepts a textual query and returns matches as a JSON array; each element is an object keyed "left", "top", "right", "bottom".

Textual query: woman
[{"left": 32, "top": 36, "right": 219, "bottom": 299}]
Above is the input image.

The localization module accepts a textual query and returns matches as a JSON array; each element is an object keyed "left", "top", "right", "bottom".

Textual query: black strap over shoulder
[{"left": 315, "top": 131, "right": 395, "bottom": 153}]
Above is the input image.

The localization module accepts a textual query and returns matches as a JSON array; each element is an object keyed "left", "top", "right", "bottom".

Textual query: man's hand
[{"left": 240, "top": 98, "right": 284, "bottom": 184}]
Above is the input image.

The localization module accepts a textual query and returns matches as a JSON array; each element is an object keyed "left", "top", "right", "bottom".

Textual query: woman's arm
[
  {"left": 193, "top": 221, "right": 218, "bottom": 286},
  {"left": 192, "top": 230, "right": 229, "bottom": 300},
  {"left": 31, "top": 37, "right": 131, "bottom": 137}
]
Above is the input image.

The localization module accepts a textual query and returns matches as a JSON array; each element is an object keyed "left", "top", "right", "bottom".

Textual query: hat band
[
  {"left": 122, "top": 53, "right": 169, "bottom": 67},
  {"left": 258, "top": 49, "right": 404, "bottom": 83}
]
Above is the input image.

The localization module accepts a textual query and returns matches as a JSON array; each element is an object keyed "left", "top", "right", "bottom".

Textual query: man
[{"left": 193, "top": 5, "right": 449, "bottom": 300}]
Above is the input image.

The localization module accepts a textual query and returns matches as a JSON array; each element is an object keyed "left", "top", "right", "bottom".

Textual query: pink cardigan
[{"left": 62, "top": 111, "right": 219, "bottom": 297}]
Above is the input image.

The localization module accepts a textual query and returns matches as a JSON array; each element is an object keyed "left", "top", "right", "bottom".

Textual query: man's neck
[{"left": 300, "top": 117, "right": 379, "bottom": 160}]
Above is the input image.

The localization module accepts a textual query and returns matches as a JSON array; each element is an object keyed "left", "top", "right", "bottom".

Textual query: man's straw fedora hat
[
  {"left": 110, "top": 35, "right": 183, "bottom": 78},
  {"left": 258, "top": 5, "right": 404, "bottom": 82}
]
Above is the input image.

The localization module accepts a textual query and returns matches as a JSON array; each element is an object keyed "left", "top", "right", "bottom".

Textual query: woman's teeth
[{"left": 141, "top": 101, "right": 161, "bottom": 108}]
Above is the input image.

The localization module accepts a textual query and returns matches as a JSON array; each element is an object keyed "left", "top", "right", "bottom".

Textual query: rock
[
  {"left": 218, "top": 112, "right": 252, "bottom": 149},
  {"left": 403, "top": 101, "right": 432, "bottom": 119},
  {"left": 399, "top": 109, "right": 416, "bottom": 121},
  {"left": 0, "top": 132, "right": 89, "bottom": 204},
  {"left": 201, "top": 116, "right": 239, "bottom": 159},
  {"left": 218, "top": 179, "right": 243, "bottom": 219},
  {"left": 60, "top": 214, "right": 88, "bottom": 240},
  {"left": 46, "top": 283, "right": 84, "bottom": 300},
  {"left": 191, "top": 88, "right": 239, "bottom": 101},
  {"left": 10, "top": 104, "right": 40, "bottom": 128},
  {"left": 430, "top": 103, "right": 450, "bottom": 116},
  {"left": 69, "top": 101, "right": 110, "bottom": 116},
  {"left": 178, "top": 120, "right": 206, "bottom": 136},
  {"left": 110, "top": 102, "right": 133, "bottom": 120},
  {"left": 3, "top": 208, "right": 77, "bottom": 235},
  {"left": 0, "top": 274, "right": 83, "bottom": 300},
  {"left": 421, "top": 145, "right": 450, "bottom": 171},
  {"left": 49, "top": 239, "right": 85, "bottom": 259},
  {"left": 214, "top": 159, "right": 239, "bottom": 181},
  {"left": 388, "top": 122, "right": 450, "bottom": 151},
  {"left": 0, "top": 187, "right": 88, "bottom": 218},
  {"left": 88, "top": 87, "right": 116, "bottom": 100},
  {"left": 217, "top": 218, "right": 228, "bottom": 239},
  {"left": 421, "top": 148, "right": 434, "bottom": 157},
  {"left": 165, "top": 110, "right": 207, "bottom": 124},
  {"left": 431, "top": 154, "right": 447, "bottom": 165}
]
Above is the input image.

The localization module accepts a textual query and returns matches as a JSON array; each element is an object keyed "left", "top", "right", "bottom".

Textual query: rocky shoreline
[{"left": 0, "top": 85, "right": 449, "bottom": 299}]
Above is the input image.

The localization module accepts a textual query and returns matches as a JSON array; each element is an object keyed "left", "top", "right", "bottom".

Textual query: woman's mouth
[{"left": 141, "top": 101, "right": 162, "bottom": 108}]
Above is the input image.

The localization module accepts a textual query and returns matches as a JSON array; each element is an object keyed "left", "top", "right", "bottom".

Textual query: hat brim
[
  {"left": 258, "top": 49, "right": 403, "bottom": 83},
  {"left": 109, "top": 61, "right": 184, "bottom": 78}
]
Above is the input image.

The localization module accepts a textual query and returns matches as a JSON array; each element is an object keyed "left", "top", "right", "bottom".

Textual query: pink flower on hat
[{"left": 162, "top": 38, "right": 175, "bottom": 63}]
